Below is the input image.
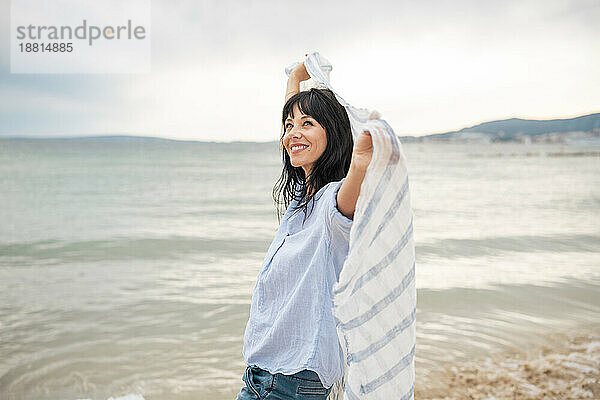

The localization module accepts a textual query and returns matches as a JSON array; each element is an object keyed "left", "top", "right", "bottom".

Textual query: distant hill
[{"left": 400, "top": 113, "right": 600, "bottom": 143}]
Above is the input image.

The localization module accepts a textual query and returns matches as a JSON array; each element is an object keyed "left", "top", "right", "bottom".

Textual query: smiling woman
[
  {"left": 235, "top": 60, "right": 373, "bottom": 400},
  {"left": 277, "top": 87, "right": 354, "bottom": 212},
  {"left": 283, "top": 108, "right": 328, "bottom": 178}
]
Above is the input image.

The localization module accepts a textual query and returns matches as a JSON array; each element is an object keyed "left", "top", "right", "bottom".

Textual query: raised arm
[
  {"left": 336, "top": 130, "right": 374, "bottom": 220},
  {"left": 285, "top": 62, "right": 311, "bottom": 104},
  {"left": 281, "top": 62, "right": 311, "bottom": 155}
]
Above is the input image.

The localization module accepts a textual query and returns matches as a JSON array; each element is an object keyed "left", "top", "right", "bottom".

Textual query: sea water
[{"left": 0, "top": 138, "right": 598, "bottom": 399}]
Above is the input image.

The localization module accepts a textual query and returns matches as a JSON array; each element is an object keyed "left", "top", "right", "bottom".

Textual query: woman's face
[{"left": 282, "top": 104, "right": 327, "bottom": 178}]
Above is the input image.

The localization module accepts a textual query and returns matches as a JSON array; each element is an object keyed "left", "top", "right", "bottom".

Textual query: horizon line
[{"left": 1, "top": 110, "right": 598, "bottom": 143}]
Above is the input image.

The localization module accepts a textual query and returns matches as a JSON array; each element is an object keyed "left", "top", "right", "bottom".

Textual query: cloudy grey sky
[{"left": 1, "top": 0, "right": 599, "bottom": 142}]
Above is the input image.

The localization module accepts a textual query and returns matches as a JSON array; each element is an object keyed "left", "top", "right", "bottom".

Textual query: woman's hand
[
  {"left": 290, "top": 62, "right": 311, "bottom": 82},
  {"left": 336, "top": 130, "right": 373, "bottom": 220},
  {"left": 285, "top": 62, "right": 312, "bottom": 103},
  {"left": 350, "top": 130, "right": 373, "bottom": 171}
]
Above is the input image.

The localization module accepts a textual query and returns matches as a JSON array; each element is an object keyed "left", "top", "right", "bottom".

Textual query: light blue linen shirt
[{"left": 243, "top": 177, "right": 353, "bottom": 389}]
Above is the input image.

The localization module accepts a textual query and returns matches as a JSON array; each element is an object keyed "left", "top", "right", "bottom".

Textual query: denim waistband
[
  {"left": 247, "top": 366, "right": 321, "bottom": 382},
  {"left": 243, "top": 365, "right": 332, "bottom": 399}
]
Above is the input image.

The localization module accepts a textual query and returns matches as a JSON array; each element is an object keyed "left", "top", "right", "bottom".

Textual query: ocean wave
[
  {"left": 416, "top": 233, "right": 600, "bottom": 259},
  {"left": 0, "top": 236, "right": 270, "bottom": 266}
]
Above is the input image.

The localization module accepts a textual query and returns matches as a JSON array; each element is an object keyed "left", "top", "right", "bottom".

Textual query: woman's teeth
[{"left": 291, "top": 145, "right": 308, "bottom": 152}]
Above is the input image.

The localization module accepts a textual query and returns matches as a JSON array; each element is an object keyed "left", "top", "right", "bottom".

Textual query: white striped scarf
[{"left": 298, "top": 52, "right": 417, "bottom": 400}]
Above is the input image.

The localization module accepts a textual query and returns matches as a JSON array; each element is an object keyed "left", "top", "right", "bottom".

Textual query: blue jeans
[{"left": 235, "top": 365, "right": 332, "bottom": 399}]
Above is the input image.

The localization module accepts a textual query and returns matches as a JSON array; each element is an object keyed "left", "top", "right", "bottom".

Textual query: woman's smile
[
  {"left": 290, "top": 143, "right": 309, "bottom": 155},
  {"left": 283, "top": 104, "right": 327, "bottom": 177}
]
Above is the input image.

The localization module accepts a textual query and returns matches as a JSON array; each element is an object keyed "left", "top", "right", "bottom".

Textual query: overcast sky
[{"left": 0, "top": 0, "right": 598, "bottom": 142}]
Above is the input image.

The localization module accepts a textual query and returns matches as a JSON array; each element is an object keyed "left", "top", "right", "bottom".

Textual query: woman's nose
[{"left": 285, "top": 127, "right": 302, "bottom": 140}]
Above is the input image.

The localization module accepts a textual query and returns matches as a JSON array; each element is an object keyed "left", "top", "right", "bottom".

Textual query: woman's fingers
[
  {"left": 290, "top": 62, "right": 311, "bottom": 82},
  {"left": 350, "top": 130, "right": 374, "bottom": 170}
]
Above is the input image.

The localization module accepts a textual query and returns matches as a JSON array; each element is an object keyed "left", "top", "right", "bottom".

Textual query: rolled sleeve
[{"left": 328, "top": 178, "right": 353, "bottom": 243}]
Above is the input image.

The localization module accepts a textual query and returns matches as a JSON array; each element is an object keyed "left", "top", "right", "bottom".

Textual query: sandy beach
[{"left": 415, "top": 329, "right": 600, "bottom": 399}]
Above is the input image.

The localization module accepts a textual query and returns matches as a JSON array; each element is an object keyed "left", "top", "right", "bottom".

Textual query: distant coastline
[
  {"left": 2, "top": 112, "right": 599, "bottom": 145},
  {"left": 399, "top": 112, "right": 600, "bottom": 144}
]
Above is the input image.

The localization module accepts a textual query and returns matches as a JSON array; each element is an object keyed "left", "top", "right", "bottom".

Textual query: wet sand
[{"left": 415, "top": 330, "right": 600, "bottom": 399}]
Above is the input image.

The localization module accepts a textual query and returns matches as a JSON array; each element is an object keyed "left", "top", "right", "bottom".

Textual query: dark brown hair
[{"left": 273, "top": 88, "right": 353, "bottom": 223}]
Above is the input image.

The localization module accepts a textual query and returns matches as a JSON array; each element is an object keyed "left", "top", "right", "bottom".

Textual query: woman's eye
[
  {"left": 285, "top": 123, "right": 293, "bottom": 130},
  {"left": 303, "top": 121, "right": 313, "bottom": 126}
]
